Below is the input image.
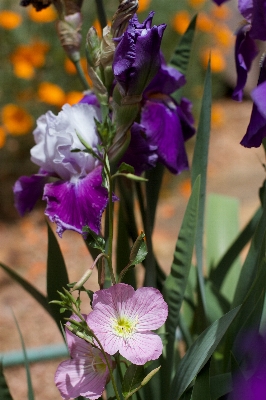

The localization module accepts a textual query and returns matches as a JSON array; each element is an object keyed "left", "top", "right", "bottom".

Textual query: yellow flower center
[{"left": 113, "top": 316, "right": 138, "bottom": 339}]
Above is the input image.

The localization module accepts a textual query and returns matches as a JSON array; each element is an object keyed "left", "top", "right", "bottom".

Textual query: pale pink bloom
[
  {"left": 55, "top": 315, "right": 113, "bottom": 400},
  {"left": 87, "top": 283, "right": 168, "bottom": 365}
]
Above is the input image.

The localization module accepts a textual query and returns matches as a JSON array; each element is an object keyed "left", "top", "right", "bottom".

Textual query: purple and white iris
[
  {"left": 87, "top": 283, "right": 168, "bottom": 365},
  {"left": 14, "top": 101, "right": 110, "bottom": 237}
]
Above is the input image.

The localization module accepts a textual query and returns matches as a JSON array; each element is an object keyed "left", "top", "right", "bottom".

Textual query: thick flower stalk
[
  {"left": 14, "top": 98, "right": 111, "bottom": 237},
  {"left": 87, "top": 283, "right": 168, "bottom": 365},
  {"left": 55, "top": 315, "right": 114, "bottom": 400}
]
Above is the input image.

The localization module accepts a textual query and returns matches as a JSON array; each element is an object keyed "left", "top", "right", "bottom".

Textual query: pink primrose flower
[
  {"left": 55, "top": 315, "right": 113, "bottom": 400},
  {"left": 87, "top": 283, "right": 168, "bottom": 365}
]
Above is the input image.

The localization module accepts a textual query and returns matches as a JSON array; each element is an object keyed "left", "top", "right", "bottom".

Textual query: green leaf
[
  {"left": 170, "top": 14, "right": 198, "bottom": 76},
  {"left": 191, "top": 58, "right": 212, "bottom": 322},
  {"left": 233, "top": 180, "right": 266, "bottom": 308},
  {"left": 46, "top": 223, "right": 70, "bottom": 333},
  {"left": 145, "top": 163, "right": 165, "bottom": 233},
  {"left": 118, "top": 162, "right": 135, "bottom": 174},
  {"left": 12, "top": 312, "right": 34, "bottom": 400},
  {"left": 205, "top": 281, "right": 230, "bottom": 323},
  {"left": 0, "top": 262, "right": 49, "bottom": 314},
  {"left": 161, "top": 176, "right": 200, "bottom": 398},
  {"left": 206, "top": 194, "right": 241, "bottom": 303},
  {"left": 190, "top": 360, "right": 211, "bottom": 400},
  {"left": 116, "top": 200, "right": 136, "bottom": 287},
  {"left": 122, "top": 365, "right": 145, "bottom": 398},
  {"left": 118, "top": 173, "right": 148, "bottom": 182},
  {"left": 210, "top": 373, "right": 232, "bottom": 400},
  {"left": 129, "top": 232, "right": 147, "bottom": 266},
  {"left": 209, "top": 206, "right": 262, "bottom": 290},
  {"left": 169, "top": 306, "right": 241, "bottom": 400},
  {"left": 223, "top": 250, "right": 266, "bottom": 368},
  {"left": 82, "top": 226, "right": 105, "bottom": 252},
  {"left": 0, "top": 363, "right": 13, "bottom": 400}
]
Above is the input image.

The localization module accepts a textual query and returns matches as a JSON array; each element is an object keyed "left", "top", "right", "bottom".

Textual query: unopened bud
[
  {"left": 86, "top": 27, "right": 101, "bottom": 67},
  {"left": 112, "top": 0, "right": 139, "bottom": 38},
  {"left": 56, "top": 12, "right": 82, "bottom": 62},
  {"left": 101, "top": 26, "right": 115, "bottom": 69}
]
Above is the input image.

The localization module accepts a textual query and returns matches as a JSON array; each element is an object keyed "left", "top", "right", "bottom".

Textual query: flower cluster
[
  {"left": 56, "top": 284, "right": 168, "bottom": 399},
  {"left": 14, "top": 12, "right": 195, "bottom": 238}
]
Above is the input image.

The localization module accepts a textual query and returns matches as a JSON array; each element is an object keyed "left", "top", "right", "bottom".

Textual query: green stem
[
  {"left": 94, "top": 0, "right": 107, "bottom": 30},
  {"left": 107, "top": 171, "right": 116, "bottom": 285},
  {"left": 74, "top": 59, "right": 90, "bottom": 90}
]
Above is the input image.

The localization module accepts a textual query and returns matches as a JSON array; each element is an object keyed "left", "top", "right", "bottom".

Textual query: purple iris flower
[
  {"left": 120, "top": 59, "right": 195, "bottom": 175},
  {"left": 14, "top": 98, "right": 110, "bottom": 237},
  {"left": 241, "top": 56, "right": 266, "bottom": 147},
  {"left": 113, "top": 12, "right": 166, "bottom": 101},
  {"left": 232, "top": 23, "right": 258, "bottom": 101},
  {"left": 230, "top": 330, "right": 266, "bottom": 400}
]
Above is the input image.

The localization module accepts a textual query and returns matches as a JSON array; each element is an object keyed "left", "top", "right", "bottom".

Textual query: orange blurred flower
[
  {"left": 211, "top": 4, "right": 231, "bottom": 20},
  {"left": 172, "top": 11, "right": 190, "bottom": 35},
  {"left": 211, "top": 103, "right": 225, "bottom": 128},
  {"left": 65, "top": 91, "right": 83, "bottom": 105},
  {"left": 0, "top": 126, "right": 6, "bottom": 148},
  {"left": 38, "top": 82, "right": 66, "bottom": 107},
  {"left": 2, "top": 104, "right": 33, "bottom": 135},
  {"left": 179, "top": 179, "right": 191, "bottom": 199},
  {"left": 213, "top": 23, "right": 233, "bottom": 48},
  {"left": 0, "top": 10, "right": 22, "bottom": 30},
  {"left": 197, "top": 12, "right": 213, "bottom": 32},
  {"left": 138, "top": 0, "right": 151, "bottom": 13},
  {"left": 201, "top": 48, "right": 226, "bottom": 73},
  {"left": 27, "top": 5, "right": 57, "bottom": 23},
  {"left": 188, "top": 0, "right": 206, "bottom": 9},
  {"left": 10, "top": 40, "right": 50, "bottom": 79}
]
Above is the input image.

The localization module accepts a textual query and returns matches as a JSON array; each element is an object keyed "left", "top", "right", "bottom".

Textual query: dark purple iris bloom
[
  {"left": 121, "top": 59, "right": 195, "bottom": 175},
  {"left": 13, "top": 94, "right": 111, "bottom": 237},
  {"left": 230, "top": 331, "right": 266, "bottom": 400},
  {"left": 232, "top": 24, "right": 258, "bottom": 101},
  {"left": 241, "top": 57, "right": 266, "bottom": 147},
  {"left": 113, "top": 12, "right": 166, "bottom": 100}
]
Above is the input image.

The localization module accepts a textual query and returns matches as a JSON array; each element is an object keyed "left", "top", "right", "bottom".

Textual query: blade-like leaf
[
  {"left": 46, "top": 223, "right": 70, "bottom": 333},
  {"left": 170, "top": 14, "right": 198, "bottom": 76},
  {"left": 233, "top": 181, "right": 266, "bottom": 308},
  {"left": 210, "top": 373, "right": 232, "bottom": 400},
  {"left": 191, "top": 59, "right": 212, "bottom": 321},
  {"left": 12, "top": 312, "right": 34, "bottom": 400},
  {"left": 122, "top": 365, "right": 145, "bottom": 398},
  {"left": 145, "top": 163, "right": 164, "bottom": 233},
  {"left": 190, "top": 360, "right": 211, "bottom": 400},
  {"left": 209, "top": 207, "right": 262, "bottom": 290},
  {"left": 161, "top": 176, "right": 200, "bottom": 398},
  {"left": 0, "top": 262, "right": 49, "bottom": 313},
  {"left": 0, "top": 363, "right": 13, "bottom": 400},
  {"left": 169, "top": 306, "right": 241, "bottom": 400},
  {"left": 206, "top": 194, "right": 241, "bottom": 303}
]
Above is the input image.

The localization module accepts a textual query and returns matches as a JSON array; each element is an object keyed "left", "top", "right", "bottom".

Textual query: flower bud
[
  {"left": 111, "top": 0, "right": 139, "bottom": 38},
  {"left": 56, "top": 12, "right": 82, "bottom": 62}
]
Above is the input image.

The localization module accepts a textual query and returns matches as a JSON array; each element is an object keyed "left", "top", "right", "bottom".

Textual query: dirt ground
[{"left": 0, "top": 99, "right": 265, "bottom": 399}]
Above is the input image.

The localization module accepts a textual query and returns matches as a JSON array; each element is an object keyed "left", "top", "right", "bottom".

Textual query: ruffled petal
[
  {"left": 43, "top": 166, "right": 109, "bottom": 237},
  {"left": 13, "top": 170, "right": 49, "bottom": 215},
  {"left": 141, "top": 100, "right": 189, "bottom": 174},
  {"left": 119, "top": 332, "right": 163, "bottom": 365}
]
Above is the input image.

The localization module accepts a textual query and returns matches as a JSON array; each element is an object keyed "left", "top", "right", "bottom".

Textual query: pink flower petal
[{"left": 119, "top": 332, "right": 163, "bottom": 365}]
